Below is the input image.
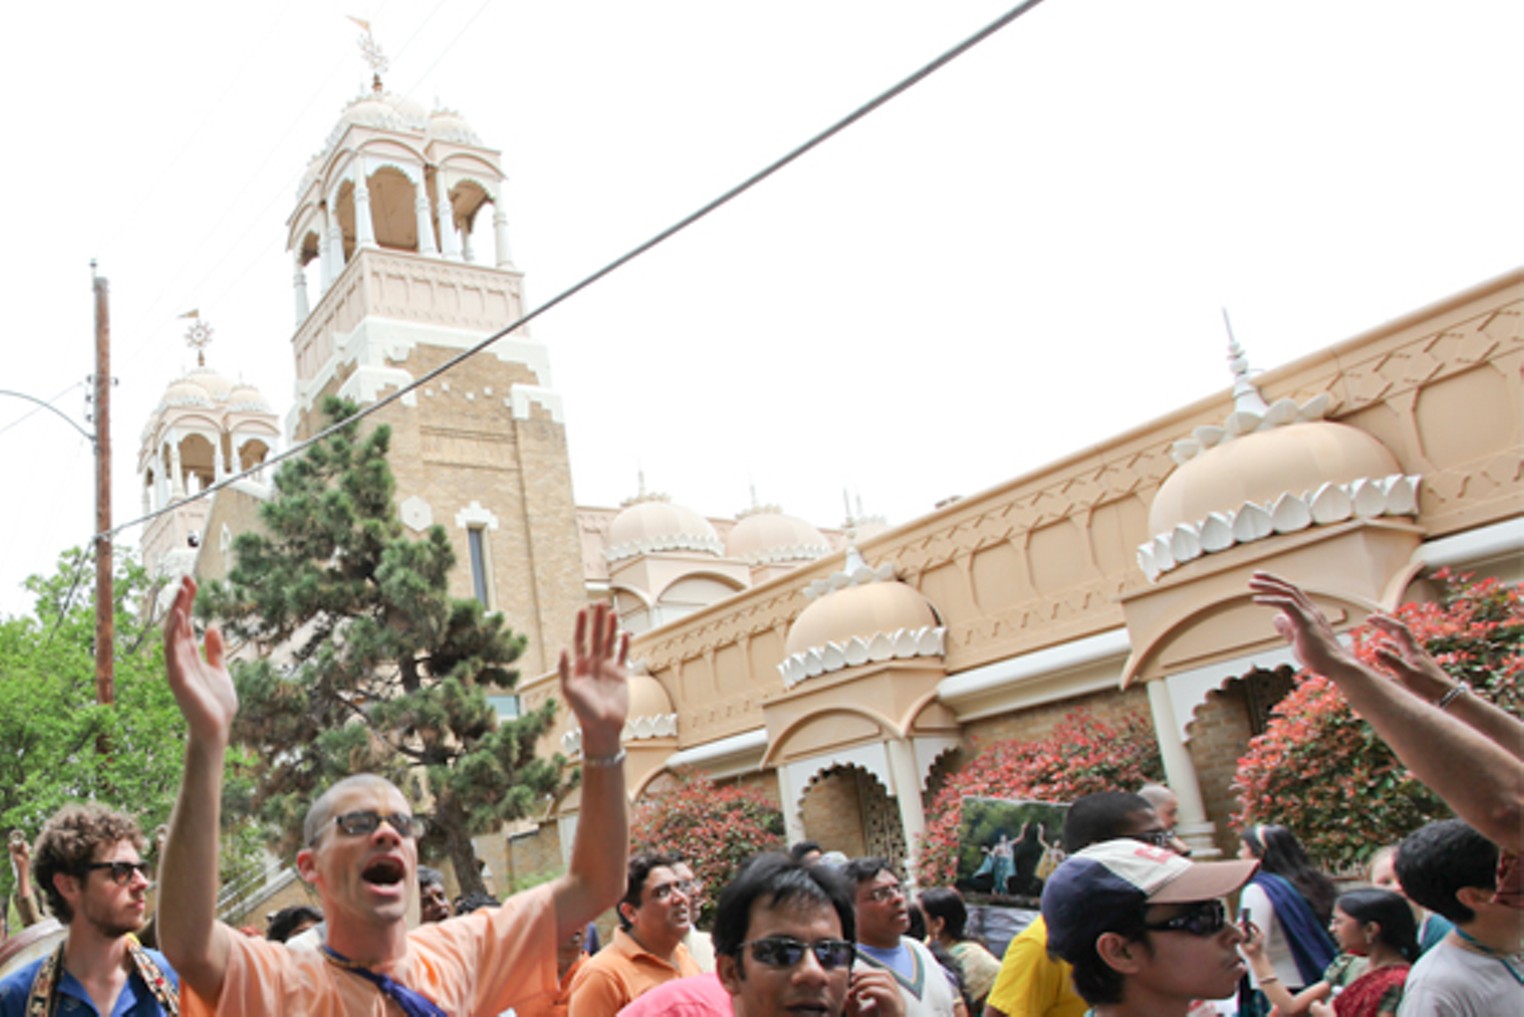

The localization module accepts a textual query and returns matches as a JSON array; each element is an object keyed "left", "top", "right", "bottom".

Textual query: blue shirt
[{"left": 0, "top": 947, "right": 178, "bottom": 1017}]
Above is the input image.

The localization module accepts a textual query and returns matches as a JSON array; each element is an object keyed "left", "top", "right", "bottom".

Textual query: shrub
[
  {"left": 1233, "top": 571, "right": 1522, "bottom": 871},
  {"left": 916, "top": 709, "right": 1164, "bottom": 888},
  {"left": 630, "top": 770, "right": 785, "bottom": 927}
]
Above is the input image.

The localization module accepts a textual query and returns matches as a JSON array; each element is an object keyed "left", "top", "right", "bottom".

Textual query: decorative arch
[
  {"left": 762, "top": 705, "right": 897, "bottom": 769},
  {"left": 366, "top": 164, "right": 419, "bottom": 251}
]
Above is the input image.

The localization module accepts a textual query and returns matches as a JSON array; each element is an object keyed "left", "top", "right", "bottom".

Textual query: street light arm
[{"left": 0, "top": 389, "right": 97, "bottom": 444}]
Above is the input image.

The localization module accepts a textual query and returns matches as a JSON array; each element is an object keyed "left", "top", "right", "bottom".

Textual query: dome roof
[
  {"left": 336, "top": 89, "right": 429, "bottom": 134},
  {"left": 426, "top": 108, "right": 481, "bottom": 146},
  {"left": 154, "top": 366, "right": 274, "bottom": 419},
  {"left": 1135, "top": 339, "right": 1421, "bottom": 582},
  {"left": 605, "top": 495, "right": 723, "bottom": 562},
  {"left": 777, "top": 550, "right": 945, "bottom": 688},
  {"left": 726, "top": 507, "right": 830, "bottom": 565},
  {"left": 628, "top": 672, "right": 675, "bottom": 720},
  {"left": 1149, "top": 421, "right": 1400, "bottom": 535}
]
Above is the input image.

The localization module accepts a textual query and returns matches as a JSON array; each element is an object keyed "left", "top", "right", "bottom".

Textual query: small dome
[
  {"left": 226, "top": 382, "right": 271, "bottom": 412},
  {"left": 785, "top": 580, "right": 940, "bottom": 658},
  {"left": 426, "top": 108, "right": 481, "bottom": 145},
  {"left": 336, "top": 89, "right": 428, "bottom": 135},
  {"left": 160, "top": 377, "right": 212, "bottom": 408},
  {"left": 628, "top": 673, "right": 674, "bottom": 720},
  {"left": 606, "top": 495, "right": 722, "bottom": 562},
  {"left": 726, "top": 508, "right": 830, "bottom": 565},
  {"left": 1149, "top": 421, "right": 1400, "bottom": 536}
]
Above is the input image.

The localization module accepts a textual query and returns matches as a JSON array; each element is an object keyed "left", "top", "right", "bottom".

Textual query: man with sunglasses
[
  {"left": 1040, "top": 838, "right": 1258, "bottom": 1017},
  {"left": 0, "top": 805, "right": 179, "bottom": 1016},
  {"left": 617, "top": 853, "right": 904, "bottom": 1017},
  {"left": 845, "top": 858, "right": 960, "bottom": 1016},
  {"left": 156, "top": 576, "right": 633, "bottom": 1016}
]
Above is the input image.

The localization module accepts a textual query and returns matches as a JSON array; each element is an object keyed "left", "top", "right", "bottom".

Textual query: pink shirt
[
  {"left": 616, "top": 972, "right": 731, "bottom": 1017},
  {"left": 184, "top": 883, "right": 558, "bottom": 1017}
]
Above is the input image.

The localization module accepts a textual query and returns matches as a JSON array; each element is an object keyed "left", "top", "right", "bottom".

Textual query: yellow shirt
[{"left": 983, "top": 916, "right": 1086, "bottom": 1017}]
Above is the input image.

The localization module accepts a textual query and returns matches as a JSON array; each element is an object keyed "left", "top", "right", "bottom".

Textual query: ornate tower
[
  {"left": 138, "top": 318, "right": 280, "bottom": 607},
  {"left": 282, "top": 43, "right": 583, "bottom": 674}
]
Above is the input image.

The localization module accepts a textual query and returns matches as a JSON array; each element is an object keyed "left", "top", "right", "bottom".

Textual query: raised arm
[
  {"left": 157, "top": 576, "right": 238, "bottom": 999},
  {"left": 551, "top": 602, "right": 631, "bottom": 940},
  {"left": 1249, "top": 572, "right": 1524, "bottom": 852},
  {"left": 1367, "top": 612, "right": 1524, "bottom": 761},
  {"left": 8, "top": 835, "right": 42, "bottom": 927}
]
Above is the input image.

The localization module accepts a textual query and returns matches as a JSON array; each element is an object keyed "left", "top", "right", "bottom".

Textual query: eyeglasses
[
  {"left": 649, "top": 879, "right": 698, "bottom": 902},
  {"left": 84, "top": 860, "right": 152, "bottom": 885},
  {"left": 737, "top": 936, "right": 856, "bottom": 971},
  {"left": 1143, "top": 899, "right": 1229, "bottom": 937},
  {"left": 863, "top": 884, "right": 904, "bottom": 904},
  {"left": 326, "top": 810, "right": 429, "bottom": 842}
]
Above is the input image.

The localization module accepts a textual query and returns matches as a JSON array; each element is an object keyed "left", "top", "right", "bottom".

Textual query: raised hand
[
  {"left": 7, "top": 832, "right": 28, "bottom": 873},
  {"left": 1247, "top": 572, "right": 1359, "bottom": 679},
  {"left": 558, "top": 602, "right": 630, "bottom": 756},
  {"left": 1368, "top": 613, "right": 1452, "bottom": 700},
  {"left": 163, "top": 576, "right": 238, "bottom": 747}
]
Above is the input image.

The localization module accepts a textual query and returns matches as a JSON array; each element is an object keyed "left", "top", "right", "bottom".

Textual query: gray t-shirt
[{"left": 1397, "top": 937, "right": 1523, "bottom": 1016}]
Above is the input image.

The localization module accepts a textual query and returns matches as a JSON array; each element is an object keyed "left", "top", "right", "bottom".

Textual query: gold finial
[
  {"left": 183, "top": 312, "right": 213, "bottom": 368},
  {"left": 349, "top": 15, "right": 389, "bottom": 91}
]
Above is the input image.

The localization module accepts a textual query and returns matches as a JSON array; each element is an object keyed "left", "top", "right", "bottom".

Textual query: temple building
[{"left": 140, "top": 51, "right": 1522, "bottom": 907}]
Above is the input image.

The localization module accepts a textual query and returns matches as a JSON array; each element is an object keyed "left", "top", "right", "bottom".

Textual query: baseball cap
[{"left": 1042, "top": 838, "right": 1258, "bottom": 961}]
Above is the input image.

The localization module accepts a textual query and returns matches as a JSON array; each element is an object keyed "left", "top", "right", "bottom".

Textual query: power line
[{"left": 91, "top": 0, "right": 1048, "bottom": 546}]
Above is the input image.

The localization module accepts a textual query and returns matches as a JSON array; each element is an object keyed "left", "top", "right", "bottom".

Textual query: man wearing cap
[{"left": 1040, "top": 839, "right": 1258, "bottom": 1017}]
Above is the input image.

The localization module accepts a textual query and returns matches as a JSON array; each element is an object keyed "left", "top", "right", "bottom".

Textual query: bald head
[
  {"left": 303, "top": 774, "right": 405, "bottom": 846},
  {"left": 1137, "top": 784, "right": 1179, "bottom": 828}
]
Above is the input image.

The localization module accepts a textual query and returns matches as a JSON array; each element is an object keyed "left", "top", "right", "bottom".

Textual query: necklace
[{"left": 1453, "top": 927, "right": 1524, "bottom": 986}]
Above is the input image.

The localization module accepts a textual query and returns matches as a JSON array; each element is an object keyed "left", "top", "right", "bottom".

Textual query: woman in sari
[
  {"left": 1237, "top": 824, "right": 1339, "bottom": 1016},
  {"left": 1243, "top": 887, "right": 1417, "bottom": 1017}
]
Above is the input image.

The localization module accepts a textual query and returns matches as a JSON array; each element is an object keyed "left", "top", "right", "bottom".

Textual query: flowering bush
[
  {"left": 1234, "top": 571, "right": 1523, "bottom": 871},
  {"left": 630, "top": 770, "right": 785, "bottom": 927},
  {"left": 916, "top": 710, "right": 1164, "bottom": 887}
]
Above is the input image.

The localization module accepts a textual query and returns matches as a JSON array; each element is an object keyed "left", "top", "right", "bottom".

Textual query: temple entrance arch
[{"left": 798, "top": 763, "right": 907, "bottom": 867}]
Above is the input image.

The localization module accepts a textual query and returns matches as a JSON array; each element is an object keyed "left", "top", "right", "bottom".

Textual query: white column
[
  {"left": 317, "top": 223, "right": 333, "bottom": 291},
  {"left": 460, "top": 220, "right": 475, "bottom": 263},
  {"left": 493, "top": 205, "right": 513, "bottom": 268},
  {"left": 354, "top": 173, "right": 376, "bottom": 250},
  {"left": 885, "top": 737, "right": 928, "bottom": 889},
  {"left": 327, "top": 199, "right": 346, "bottom": 277},
  {"left": 437, "top": 189, "right": 462, "bottom": 260},
  {"left": 293, "top": 254, "right": 310, "bottom": 323},
  {"left": 776, "top": 765, "right": 806, "bottom": 847},
  {"left": 169, "top": 441, "right": 185, "bottom": 497},
  {"left": 142, "top": 484, "right": 151, "bottom": 515},
  {"left": 213, "top": 439, "right": 226, "bottom": 482},
  {"left": 1145, "top": 679, "right": 1219, "bottom": 858},
  {"left": 415, "top": 190, "right": 439, "bottom": 256}
]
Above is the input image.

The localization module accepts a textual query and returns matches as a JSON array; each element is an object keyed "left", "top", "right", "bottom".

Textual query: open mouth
[{"left": 362, "top": 857, "right": 405, "bottom": 886}]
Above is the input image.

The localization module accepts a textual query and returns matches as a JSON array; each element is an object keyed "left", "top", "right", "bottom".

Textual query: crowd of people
[{"left": 0, "top": 571, "right": 1517, "bottom": 1016}]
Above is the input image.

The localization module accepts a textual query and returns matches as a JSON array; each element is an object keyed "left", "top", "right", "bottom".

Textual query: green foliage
[
  {"left": 630, "top": 771, "right": 785, "bottom": 928},
  {"left": 0, "top": 548, "right": 260, "bottom": 903},
  {"left": 916, "top": 710, "right": 1165, "bottom": 888},
  {"left": 1234, "top": 571, "right": 1523, "bottom": 871},
  {"left": 197, "top": 397, "right": 563, "bottom": 894}
]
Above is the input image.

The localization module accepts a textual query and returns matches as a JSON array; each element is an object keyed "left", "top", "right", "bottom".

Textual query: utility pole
[{"left": 92, "top": 263, "right": 114, "bottom": 705}]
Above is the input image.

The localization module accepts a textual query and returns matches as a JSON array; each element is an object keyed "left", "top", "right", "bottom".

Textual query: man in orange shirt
[
  {"left": 568, "top": 852, "right": 703, "bottom": 1015},
  {"left": 156, "top": 576, "right": 632, "bottom": 1017}
]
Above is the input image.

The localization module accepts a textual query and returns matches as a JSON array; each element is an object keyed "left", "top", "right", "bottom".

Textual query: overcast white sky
[{"left": 1, "top": 0, "right": 1519, "bottom": 619}]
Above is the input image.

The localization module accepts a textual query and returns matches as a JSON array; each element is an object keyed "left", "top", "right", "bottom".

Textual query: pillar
[
  {"left": 327, "top": 200, "right": 345, "bottom": 277},
  {"left": 169, "top": 440, "right": 184, "bottom": 497},
  {"left": 415, "top": 188, "right": 438, "bottom": 256},
  {"left": 885, "top": 737, "right": 927, "bottom": 888},
  {"left": 317, "top": 221, "right": 333, "bottom": 291},
  {"left": 293, "top": 255, "right": 310, "bottom": 323},
  {"left": 1146, "top": 679, "right": 1219, "bottom": 857},
  {"left": 213, "top": 439, "right": 226, "bottom": 482},
  {"left": 776, "top": 765, "right": 806, "bottom": 848},
  {"left": 354, "top": 173, "right": 376, "bottom": 250},
  {"left": 437, "top": 189, "right": 462, "bottom": 260},
  {"left": 493, "top": 205, "right": 513, "bottom": 268}
]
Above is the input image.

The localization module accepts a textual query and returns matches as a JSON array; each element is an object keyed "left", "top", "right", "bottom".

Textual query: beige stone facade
[{"left": 525, "top": 268, "right": 1522, "bottom": 873}]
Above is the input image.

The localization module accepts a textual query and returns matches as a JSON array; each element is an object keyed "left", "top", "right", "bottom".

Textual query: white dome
[
  {"left": 605, "top": 495, "right": 722, "bottom": 562},
  {"left": 726, "top": 508, "right": 830, "bottom": 565}
]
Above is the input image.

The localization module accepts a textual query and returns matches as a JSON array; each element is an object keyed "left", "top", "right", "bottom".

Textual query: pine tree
[{"left": 197, "top": 397, "right": 563, "bottom": 894}]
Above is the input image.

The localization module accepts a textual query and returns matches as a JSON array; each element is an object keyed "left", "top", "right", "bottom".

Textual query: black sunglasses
[
  {"left": 1131, "top": 829, "right": 1174, "bottom": 849},
  {"left": 325, "top": 810, "right": 428, "bottom": 843},
  {"left": 84, "top": 860, "right": 153, "bottom": 885},
  {"left": 737, "top": 936, "right": 856, "bottom": 971},
  {"left": 1143, "top": 899, "right": 1229, "bottom": 937}
]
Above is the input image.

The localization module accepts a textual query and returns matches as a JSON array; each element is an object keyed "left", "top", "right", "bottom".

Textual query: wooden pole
[{"left": 93, "top": 267, "right": 114, "bottom": 705}]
